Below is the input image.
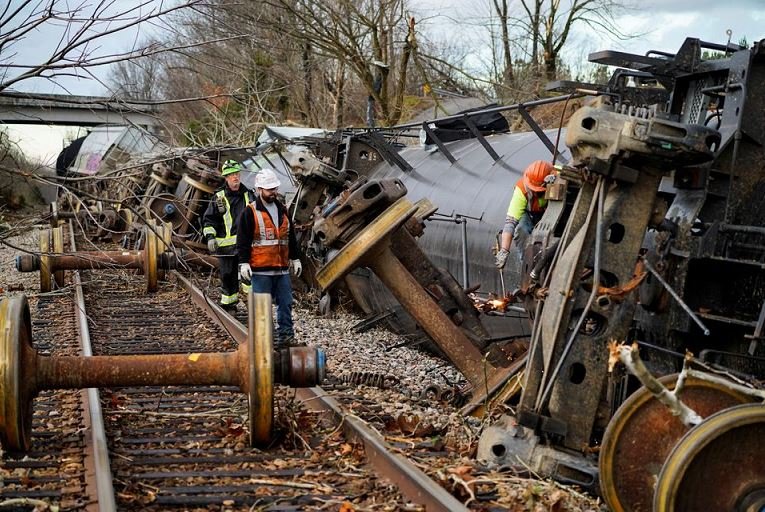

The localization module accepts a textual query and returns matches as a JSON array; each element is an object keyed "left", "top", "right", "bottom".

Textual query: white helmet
[{"left": 254, "top": 168, "right": 281, "bottom": 189}]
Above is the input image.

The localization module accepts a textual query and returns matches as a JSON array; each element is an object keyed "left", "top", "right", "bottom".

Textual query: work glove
[
  {"left": 207, "top": 237, "right": 218, "bottom": 253},
  {"left": 544, "top": 173, "right": 557, "bottom": 185},
  {"left": 495, "top": 248, "right": 510, "bottom": 269},
  {"left": 291, "top": 259, "right": 303, "bottom": 277},
  {"left": 239, "top": 263, "right": 252, "bottom": 281}
]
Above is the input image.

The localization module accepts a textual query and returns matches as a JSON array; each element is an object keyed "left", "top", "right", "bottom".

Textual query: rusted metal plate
[
  {"left": 599, "top": 374, "right": 754, "bottom": 512},
  {"left": 313, "top": 178, "right": 407, "bottom": 246}
]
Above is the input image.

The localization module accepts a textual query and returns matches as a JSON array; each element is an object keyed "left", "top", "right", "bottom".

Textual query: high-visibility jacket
[
  {"left": 203, "top": 189, "right": 251, "bottom": 247},
  {"left": 248, "top": 203, "right": 290, "bottom": 270},
  {"left": 506, "top": 178, "right": 548, "bottom": 223}
]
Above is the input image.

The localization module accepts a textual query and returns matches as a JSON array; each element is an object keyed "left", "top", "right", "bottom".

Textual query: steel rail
[
  {"left": 68, "top": 222, "right": 117, "bottom": 512},
  {"left": 295, "top": 387, "right": 469, "bottom": 512},
  {"left": 173, "top": 271, "right": 469, "bottom": 512}
]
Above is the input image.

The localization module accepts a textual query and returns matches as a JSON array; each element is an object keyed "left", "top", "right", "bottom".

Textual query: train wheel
[
  {"left": 654, "top": 403, "right": 765, "bottom": 512},
  {"left": 39, "top": 229, "right": 52, "bottom": 293},
  {"left": 143, "top": 223, "right": 158, "bottom": 292},
  {"left": 248, "top": 293, "right": 273, "bottom": 446},
  {"left": 599, "top": 374, "right": 754, "bottom": 512},
  {"left": 52, "top": 226, "right": 65, "bottom": 289},
  {"left": 0, "top": 295, "right": 34, "bottom": 452}
]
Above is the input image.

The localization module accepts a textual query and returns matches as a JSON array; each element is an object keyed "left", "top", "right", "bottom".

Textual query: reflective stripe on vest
[
  {"left": 215, "top": 189, "right": 251, "bottom": 247},
  {"left": 248, "top": 204, "right": 290, "bottom": 269},
  {"left": 517, "top": 179, "right": 547, "bottom": 214}
]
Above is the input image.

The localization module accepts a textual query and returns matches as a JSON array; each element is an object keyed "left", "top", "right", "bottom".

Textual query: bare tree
[
  {"left": 255, "top": 0, "right": 422, "bottom": 127},
  {"left": 485, "top": 0, "right": 632, "bottom": 93},
  {"left": 536, "top": 0, "right": 630, "bottom": 81},
  {"left": 0, "top": 0, "right": 211, "bottom": 93},
  {"left": 109, "top": 51, "right": 163, "bottom": 100},
  {"left": 492, "top": 0, "right": 516, "bottom": 90}
]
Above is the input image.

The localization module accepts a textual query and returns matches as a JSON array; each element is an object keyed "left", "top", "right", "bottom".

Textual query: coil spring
[
  {"left": 419, "top": 384, "right": 470, "bottom": 407},
  {"left": 339, "top": 371, "right": 400, "bottom": 389},
  {"left": 615, "top": 103, "right": 656, "bottom": 119}
]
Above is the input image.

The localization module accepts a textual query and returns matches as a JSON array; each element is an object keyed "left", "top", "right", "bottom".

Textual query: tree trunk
[
  {"left": 334, "top": 63, "right": 345, "bottom": 129},
  {"left": 301, "top": 41, "right": 313, "bottom": 124},
  {"left": 495, "top": 0, "right": 514, "bottom": 90},
  {"left": 388, "top": 16, "right": 415, "bottom": 126},
  {"left": 531, "top": 0, "right": 541, "bottom": 75},
  {"left": 543, "top": 50, "right": 557, "bottom": 82}
]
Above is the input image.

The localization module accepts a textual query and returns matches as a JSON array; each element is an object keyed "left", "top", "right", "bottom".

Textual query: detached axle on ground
[{"left": 0, "top": 293, "right": 325, "bottom": 452}]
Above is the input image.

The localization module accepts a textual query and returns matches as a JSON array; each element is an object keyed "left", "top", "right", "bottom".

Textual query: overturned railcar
[
  {"left": 350, "top": 128, "right": 570, "bottom": 341},
  {"left": 282, "top": 104, "right": 573, "bottom": 346}
]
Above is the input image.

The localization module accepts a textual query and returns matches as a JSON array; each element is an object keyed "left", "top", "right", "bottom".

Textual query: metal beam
[
  {"left": 517, "top": 105, "right": 568, "bottom": 164},
  {"left": 421, "top": 122, "right": 456, "bottom": 164},
  {"left": 462, "top": 114, "right": 500, "bottom": 161}
]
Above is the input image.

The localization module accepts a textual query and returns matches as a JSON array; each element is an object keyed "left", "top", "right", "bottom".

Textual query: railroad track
[{"left": 0, "top": 221, "right": 469, "bottom": 511}]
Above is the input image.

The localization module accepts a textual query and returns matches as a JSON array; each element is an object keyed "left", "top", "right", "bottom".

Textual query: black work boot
[{"left": 221, "top": 303, "right": 238, "bottom": 314}]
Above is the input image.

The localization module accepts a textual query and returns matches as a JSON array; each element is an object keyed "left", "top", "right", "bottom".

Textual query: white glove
[
  {"left": 239, "top": 263, "right": 252, "bottom": 280},
  {"left": 495, "top": 248, "right": 510, "bottom": 269},
  {"left": 207, "top": 238, "right": 218, "bottom": 252},
  {"left": 291, "top": 259, "right": 302, "bottom": 277}
]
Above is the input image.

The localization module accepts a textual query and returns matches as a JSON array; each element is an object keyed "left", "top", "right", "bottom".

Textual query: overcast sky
[
  {"left": 3, "top": 0, "right": 764, "bottom": 164},
  {"left": 413, "top": 0, "right": 765, "bottom": 77},
  {"left": 5, "top": 0, "right": 764, "bottom": 98}
]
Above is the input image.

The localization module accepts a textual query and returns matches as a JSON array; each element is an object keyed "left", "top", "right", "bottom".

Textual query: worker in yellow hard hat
[{"left": 202, "top": 159, "right": 252, "bottom": 312}]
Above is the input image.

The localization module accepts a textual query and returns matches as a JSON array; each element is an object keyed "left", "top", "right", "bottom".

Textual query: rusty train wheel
[
  {"left": 654, "top": 403, "right": 765, "bottom": 512},
  {"left": 144, "top": 223, "right": 158, "bottom": 292},
  {"left": 599, "top": 374, "right": 754, "bottom": 512},
  {"left": 0, "top": 295, "right": 34, "bottom": 452},
  {"left": 52, "top": 226, "right": 64, "bottom": 289},
  {"left": 315, "top": 198, "right": 418, "bottom": 291},
  {"left": 248, "top": 292, "right": 273, "bottom": 446},
  {"left": 39, "top": 229, "right": 52, "bottom": 293}
]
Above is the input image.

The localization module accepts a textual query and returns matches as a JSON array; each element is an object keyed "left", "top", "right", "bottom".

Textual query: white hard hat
[{"left": 254, "top": 168, "right": 281, "bottom": 189}]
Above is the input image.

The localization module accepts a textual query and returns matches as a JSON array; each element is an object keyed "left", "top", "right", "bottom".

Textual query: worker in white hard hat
[
  {"left": 202, "top": 159, "right": 253, "bottom": 312},
  {"left": 236, "top": 168, "right": 302, "bottom": 347}
]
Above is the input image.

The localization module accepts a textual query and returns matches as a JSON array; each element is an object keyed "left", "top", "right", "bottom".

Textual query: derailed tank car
[{"left": 281, "top": 105, "right": 575, "bottom": 347}]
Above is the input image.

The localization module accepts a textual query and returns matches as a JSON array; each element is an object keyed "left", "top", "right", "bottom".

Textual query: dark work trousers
[{"left": 217, "top": 245, "right": 240, "bottom": 306}]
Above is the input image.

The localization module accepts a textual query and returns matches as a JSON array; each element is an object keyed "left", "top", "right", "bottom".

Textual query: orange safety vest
[
  {"left": 248, "top": 203, "right": 290, "bottom": 270},
  {"left": 516, "top": 178, "right": 547, "bottom": 214}
]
